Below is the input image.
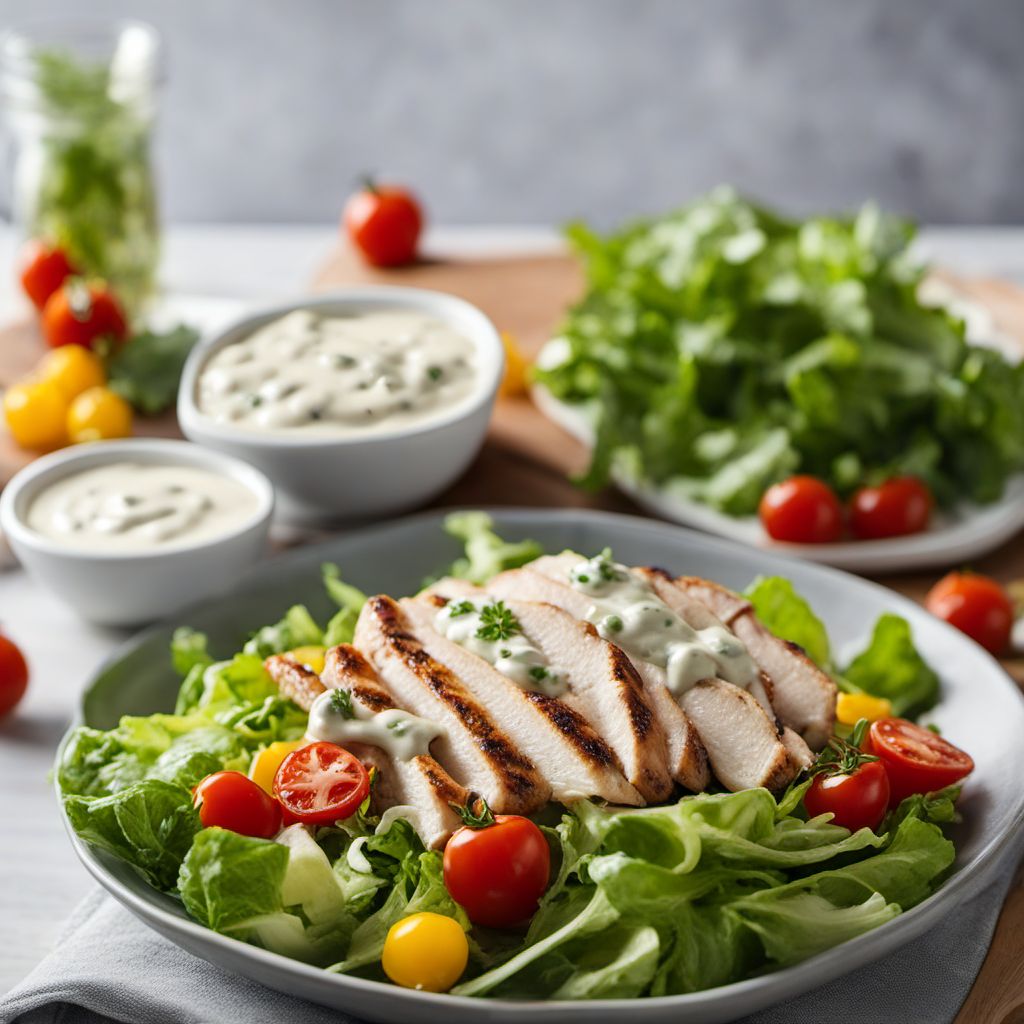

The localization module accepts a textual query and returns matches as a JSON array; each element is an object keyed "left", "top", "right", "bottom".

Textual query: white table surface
[{"left": 1, "top": 222, "right": 1022, "bottom": 996}]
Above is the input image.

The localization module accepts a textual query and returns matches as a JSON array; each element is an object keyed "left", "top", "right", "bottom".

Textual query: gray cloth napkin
[{"left": 2, "top": 845, "right": 1020, "bottom": 1024}]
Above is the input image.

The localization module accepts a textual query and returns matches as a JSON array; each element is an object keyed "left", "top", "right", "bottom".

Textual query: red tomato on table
[
  {"left": 443, "top": 805, "right": 550, "bottom": 928},
  {"left": 0, "top": 633, "right": 29, "bottom": 718},
  {"left": 850, "top": 477, "right": 932, "bottom": 540},
  {"left": 344, "top": 180, "right": 423, "bottom": 267},
  {"left": 273, "top": 741, "right": 370, "bottom": 825},
  {"left": 925, "top": 571, "right": 1014, "bottom": 655},
  {"left": 193, "top": 771, "right": 282, "bottom": 838},
  {"left": 866, "top": 718, "right": 974, "bottom": 806},
  {"left": 42, "top": 281, "right": 127, "bottom": 350},
  {"left": 20, "top": 241, "right": 77, "bottom": 311},
  {"left": 759, "top": 476, "right": 844, "bottom": 543}
]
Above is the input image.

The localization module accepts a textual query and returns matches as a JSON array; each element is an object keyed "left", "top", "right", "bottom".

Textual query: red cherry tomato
[
  {"left": 443, "top": 813, "right": 550, "bottom": 928},
  {"left": 0, "top": 633, "right": 29, "bottom": 718},
  {"left": 42, "top": 280, "right": 128, "bottom": 350},
  {"left": 273, "top": 741, "right": 370, "bottom": 825},
  {"left": 925, "top": 571, "right": 1013, "bottom": 655},
  {"left": 193, "top": 771, "right": 282, "bottom": 838},
  {"left": 759, "top": 476, "right": 844, "bottom": 544},
  {"left": 20, "top": 241, "right": 77, "bottom": 311},
  {"left": 804, "top": 760, "right": 890, "bottom": 832},
  {"left": 850, "top": 477, "right": 932, "bottom": 540},
  {"left": 866, "top": 718, "right": 974, "bottom": 806},
  {"left": 343, "top": 180, "right": 423, "bottom": 267}
]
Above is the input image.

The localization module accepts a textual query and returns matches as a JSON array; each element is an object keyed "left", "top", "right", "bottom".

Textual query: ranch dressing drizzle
[
  {"left": 197, "top": 309, "right": 478, "bottom": 436},
  {"left": 25, "top": 462, "right": 260, "bottom": 552},
  {"left": 307, "top": 690, "right": 445, "bottom": 762},
  {"left": 568, "top": 549, "right": 759, "bottom": 696},
  {"left": 434, "top": 597, "right": 568, "bottom": 697}
]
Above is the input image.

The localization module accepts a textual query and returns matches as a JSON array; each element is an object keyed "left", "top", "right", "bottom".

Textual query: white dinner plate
[{"left": 57, "top": 509, "right": 1024, "bottom": 1023}]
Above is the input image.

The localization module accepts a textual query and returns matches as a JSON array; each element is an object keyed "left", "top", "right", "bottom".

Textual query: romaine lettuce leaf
[
  {"left": 178, "top": 827, "right": 289, "bottom": 932},
  {"left": 744, "top": 575, "right": 832, "bottom": 667},
  {"left": 63, "top": 779, "right": 200, "bottom": 889},
  {"left": 439, "top": 512, "right": 544, "bottom": 584},
  {"left": 841, "top": 613, "right": 939, "bottom": 718}
]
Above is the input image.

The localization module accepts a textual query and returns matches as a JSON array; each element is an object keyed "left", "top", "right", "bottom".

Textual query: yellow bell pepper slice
[
  {"left": 249, "top": 740, "right": 305, "bottom": 794},
  {"left": 836, "top": 692, "right": 893, "bottom": 726},
  {"left": 285, "top": 645, "right": 327, "bottom": 675}
]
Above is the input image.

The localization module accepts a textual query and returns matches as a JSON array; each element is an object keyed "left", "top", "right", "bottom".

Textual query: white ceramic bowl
[
  {"left": 177, "top": 287, "right": 505, "bottom": 524},
  {"left": 0, "top": 439, "right": 274, "bottom": 627}
]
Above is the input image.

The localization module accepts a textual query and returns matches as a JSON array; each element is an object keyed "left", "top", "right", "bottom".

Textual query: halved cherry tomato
[
  {"left": 273, "top": 741, "right": 370, "bottom": 825},
  {"left": 0, "top": 632, "right": 29, "bottom": 718},
  {"left": 759, "top": 476, "right": 844, "bottom": 544},
  {"left": 20, "top": 241, "right": 77, "bottom": 311},
  {"left": 804, "top": 760, "right": 890, "bottom": 832},
  {"left": 42, "top": 280, "right": 127, "bottom": 350},
  {"left": 344, "top": 179, "right": 423, "bottom": 267},
  {"left": 193, "top": 770, "right": 282, "bottom": 838},
  {"left": 866, "top": 718, "right": 974, "bottom": 806},
  {"left": 850, "top": 477, "right": 932, "bottom": 540},
  {"left": 443, "top": 807, "right": 550, "bottom": 928},
  {"left": 925, "top": 571, "right": 1013, "bottom": 655}
]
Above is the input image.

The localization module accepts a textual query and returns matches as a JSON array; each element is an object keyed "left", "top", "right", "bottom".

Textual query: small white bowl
[
  {"left": 177, "top": 287, "right": 504, "bottom": 524},
  {"left": 0, "top": 439, "right": 274, "bottom": 627}
]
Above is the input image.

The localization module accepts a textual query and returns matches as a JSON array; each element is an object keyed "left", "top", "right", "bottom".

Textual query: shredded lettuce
[{"left": 439, "top": 512, "right": 544, "bottom": 584}]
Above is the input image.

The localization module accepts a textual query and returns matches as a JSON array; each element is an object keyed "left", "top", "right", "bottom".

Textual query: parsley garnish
[
  {"left": 386, "top": 718, "right": 409, "bottom": 736},
  {"left": 476, "top": 600, "right": 520, "bottom": 642},
  {"left": 447, "top": 599, "right": 476, "bottom": 618},
  {"left": 529, "top": 666, "right": 549, "bottom": 681},
  {"left": 427, "top": 365, "right": 443, "bottom": 381},
  {"left": 605, "top": 614, "right": 624, "bottom": 633},
  {"left": 329, "top": 688, "right": 354, "bottom": 719}
]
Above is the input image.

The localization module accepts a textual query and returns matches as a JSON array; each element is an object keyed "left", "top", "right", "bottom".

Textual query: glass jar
[{"left": 0, "top": 20, "right": 162, "bottom": 318}]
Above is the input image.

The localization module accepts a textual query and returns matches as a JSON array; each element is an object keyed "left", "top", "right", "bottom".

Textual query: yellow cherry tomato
[
  {"left": 66, "top": 386, "right": 133, "bottom": 443},
  {"left": 3, "top": 377, "right": 68, "bottom": 450},
  {"left": 285, "top": 645, "right": 327, "bottom": 675},
  {"left": 249, "top": 740, "right": 305, "bottom": 795},
  {"left": 836, "top": 692, "right": 893, "bottom": 726},
  {"left": 37, "top": 345, "right": 106, "bottom": 401},
  {"left": 381, "top": 912, "right": 468, "bottom": 992},
  {"left": 499, "top": 330, "right": 530, "bottom": 398}
]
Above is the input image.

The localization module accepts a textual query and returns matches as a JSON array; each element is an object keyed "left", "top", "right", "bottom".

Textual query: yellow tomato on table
[
  {"left": 37, "top": 346, "right": 107, "bottom": 401},
  {"left": 3, "top": 378, "right": 67, "bottom": 450},
  {"left": 66, "top": 386, "right": 133, "bottom": 443},
  {"left": 382, "top": 912, "right": 468, "bottom": 992}
]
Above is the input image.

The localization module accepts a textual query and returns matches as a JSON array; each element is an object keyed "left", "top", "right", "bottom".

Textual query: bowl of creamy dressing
[
  {"left": 0, "top": 439, "right": 274, "bottom": 626},
  {"left": 177, "top": 287, "right": 504, "bottom": 523}
]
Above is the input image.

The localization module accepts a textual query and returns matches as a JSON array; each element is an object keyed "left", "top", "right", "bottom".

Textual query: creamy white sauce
[
  {"left": 568, "top": 550, "right": 758, "bottom": 696},
  {"left": 346, "top": 805, "right": 426, "bottom": 873},
  {"left": 197, "top": 309, "right": 478, "bottom": 436},
  {"left": 26, "top": 462, "right": 260, "bottom": 552},
  {"left": 434, "top": 597, "right": 568, "bottom": 697},
  {"left": 307, "top": 689, "right": 445, "bottom": 762}
]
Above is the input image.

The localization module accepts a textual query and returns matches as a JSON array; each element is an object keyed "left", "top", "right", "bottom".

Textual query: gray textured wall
[{"left": 3, "top": 0, "right": 1023, "bottom": 225}]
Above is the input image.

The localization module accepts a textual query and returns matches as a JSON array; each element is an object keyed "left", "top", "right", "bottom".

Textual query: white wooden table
[{"left": 1, "top": 223, "right": 1022, "bottom": 995}]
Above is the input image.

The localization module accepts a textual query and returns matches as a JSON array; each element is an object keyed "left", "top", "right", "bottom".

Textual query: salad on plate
[
  {"left": 57, "top": 513, "right": 974, "bottom": 999},
  {"left": 534, "top": 187, "right": 1024, "bottom": 547}
]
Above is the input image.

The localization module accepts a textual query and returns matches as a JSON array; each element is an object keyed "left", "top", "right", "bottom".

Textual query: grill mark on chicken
[
  {"left": 264, "top": 654, "right": 325, "bottom": 711},
  {"left": 522, "top": 691, "right": 618, "bottom": 768},
  {"left": 366, "top": 596, "right": 540, "bottom": 801},
  {"left": 606, "top": 641, "right": 656, "bottom": 742}
]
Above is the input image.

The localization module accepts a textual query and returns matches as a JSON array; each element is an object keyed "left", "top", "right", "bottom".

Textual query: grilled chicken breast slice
[
  {"left": 675, "top": 576, "right": 837, "bottom": 749},
  {"left": 488, "top": 565, "right": 710, "bottom": 792},
  {"left": 781, "top": 726, "right": 816, "bottom": 773},
  {"left": 679, "top": 679, "right": 795, "bottom": 792},
  {"left": 264, "top": 651, "right": 466, "bottom": 849},
  {"left": 421, "top": 579, "right": 673, "bottom": 803},
  {"left": 355, "top": 595, "right": 550, "bottom": 815},
  {"left": 400, "top": 596, "right": 643, "bottom": 806},
  {"left": 512, "top": 556, "right": 795, "bottom": 793}
]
